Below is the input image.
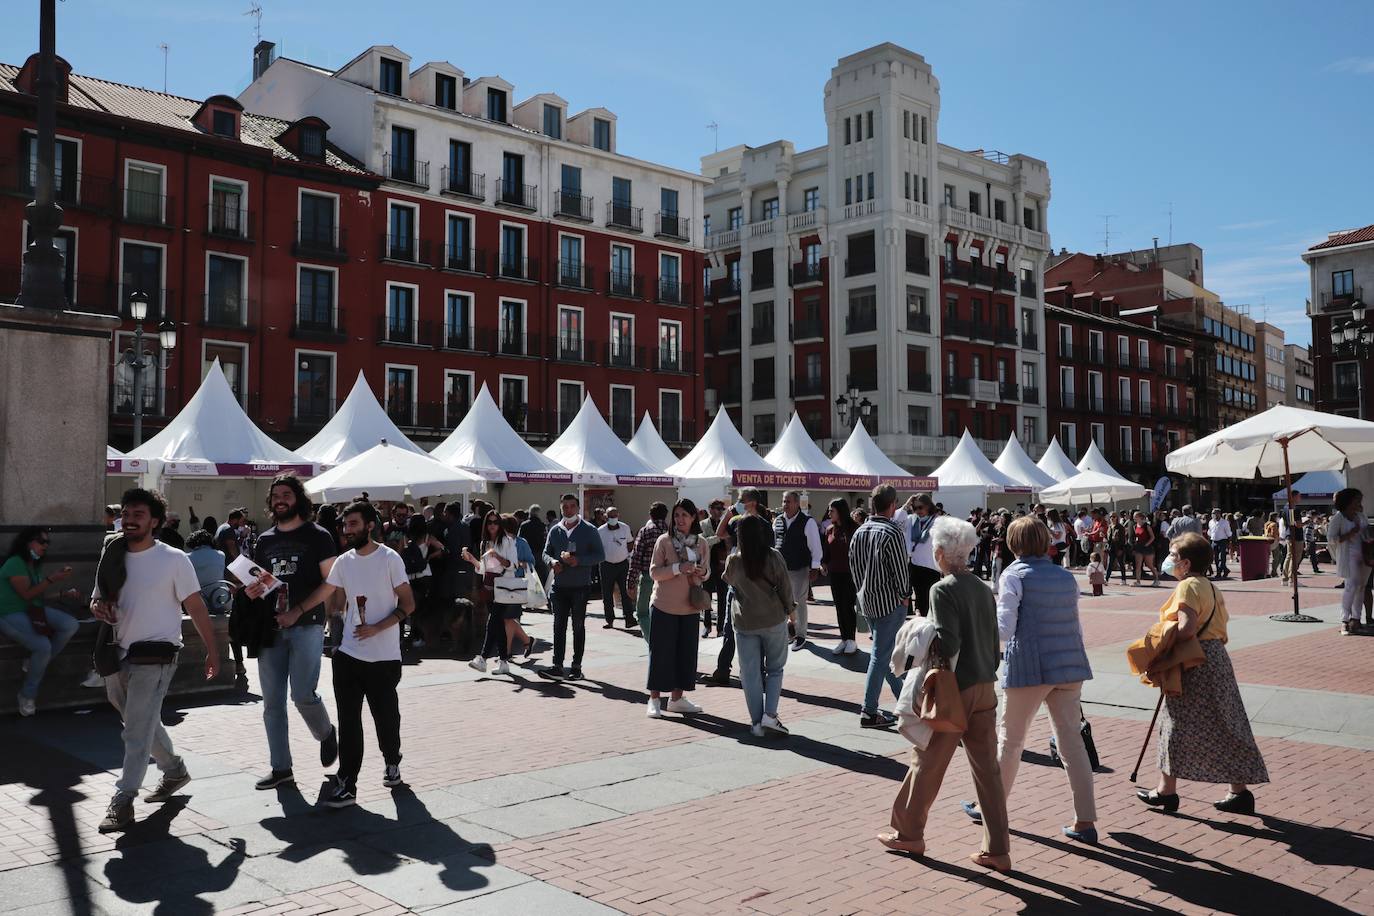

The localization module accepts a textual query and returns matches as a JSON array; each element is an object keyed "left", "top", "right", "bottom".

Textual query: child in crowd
[{"left": 1086, "top": 549, "right": 1107, "bottom": 597}]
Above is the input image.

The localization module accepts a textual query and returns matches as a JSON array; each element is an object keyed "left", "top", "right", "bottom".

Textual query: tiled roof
[
  {"left": 1307, "top": 224, "right": 1374, "bottom": 252},
  {"left": 0, "top": 61, "right": 368, "bottom": 175}
]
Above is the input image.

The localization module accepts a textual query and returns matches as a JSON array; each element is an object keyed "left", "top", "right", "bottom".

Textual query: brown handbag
[{"left": 917, "top": 649, "right": 968, "bottom": 733}]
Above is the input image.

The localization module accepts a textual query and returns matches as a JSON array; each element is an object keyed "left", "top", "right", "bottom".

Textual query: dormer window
[
  {"left": 487, "top": 87, "right": 507, "bottom": 122},
  {"left": 593, "top": 117, "right": 611, "bottom": 151},
  {"left": 543, "top": 104, "right": 562, "bottom": 139},
  {"left": 300, "top": 125, "right": 325, "bottom": 159},
  {"left": 436, "top": 73, "right": 457, "bottom": 110},
  {"left": 212, "top": 110, "right": 237, "bottom": 138},
  {"left": 379, "top": 57, "right": 403, "bottom": 96}
]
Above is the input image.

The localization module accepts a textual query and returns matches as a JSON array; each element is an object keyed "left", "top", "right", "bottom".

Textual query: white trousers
[{"left": 997, "top": 681, "right": 1097, "bottom": 822}]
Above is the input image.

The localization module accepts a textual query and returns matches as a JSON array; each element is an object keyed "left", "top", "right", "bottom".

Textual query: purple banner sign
[
  {"left": 731, "top": 471, "right": 939, "bottom": 491},
  {"left": 505, "top": 471, "right": 575, "bottom": 484},
  {"left": 615, "top": 475, "right": 679, "bottom": 487}
]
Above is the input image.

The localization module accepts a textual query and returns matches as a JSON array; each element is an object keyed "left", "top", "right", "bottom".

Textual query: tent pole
[{"left": 1271, "top": 436, "right": 1320, "bottom": 623}]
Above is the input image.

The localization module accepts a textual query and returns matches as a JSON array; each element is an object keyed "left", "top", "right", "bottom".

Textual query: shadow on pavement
[
  {"left": 1174, "top": 811, "right": 1374, "bottom": 871},
  {"left": 103, "top": 807, "right": 246, "bottom": 916},
  {"left": 915, "top": 854, "right": 1162, "bottom": 915},
  {"left": 9, "top": 730, "right": 102, "bottom": 916}
]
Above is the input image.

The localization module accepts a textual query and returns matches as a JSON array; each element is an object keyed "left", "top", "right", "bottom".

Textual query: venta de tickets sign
[{"left": 731, "top": 470, "right": 938, "bottom": 491}]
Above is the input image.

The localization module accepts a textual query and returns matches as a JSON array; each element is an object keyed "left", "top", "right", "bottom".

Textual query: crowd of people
[{"left": 10, "top": 479, "right": 1369, "bottom": 860}]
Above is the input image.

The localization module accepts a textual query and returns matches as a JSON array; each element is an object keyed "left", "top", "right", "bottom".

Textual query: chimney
[
  {"left": 253, "top": 40, "right": 276, "bottom": 81},
  {"left": 1152, "top": 236, "right": 1160, "bottom": 267}
]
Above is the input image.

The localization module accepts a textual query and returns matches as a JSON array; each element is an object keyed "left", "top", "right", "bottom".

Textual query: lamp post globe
[
  {"left": 128, "top": 290, "right": 149, "bottom": 323},
  {"left": 158, "top": 317, "right": 177, "bottom": 352}
]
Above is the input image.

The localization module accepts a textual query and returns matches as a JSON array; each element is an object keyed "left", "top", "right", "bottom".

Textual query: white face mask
[{"left": 1160, "top": 555, "right": 1177, "bottom": 578}]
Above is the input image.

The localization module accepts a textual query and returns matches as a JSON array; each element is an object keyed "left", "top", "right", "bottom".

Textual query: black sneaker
[
  {"left": 569, "top": 667, "right": 584, "bottom": 680},
  {"left": 255, "top": 769, "right": 295, "bottom": 791},
  {"left": 860, "top": 711, "right": 897, "bottom": 729},
  {"left": 320, "top": 726, "right": 338, "bottom": 768},
  {"left": 383, "top": 764, "right": 403, "bottom": 788},
  {"left": 145, "top": 769, "right": 191, "bottom": 803},
  {"left": 98, "top": 797, "right": 134, "bottom": 833},
  {"left": 325, "top": 780, "right": 357, "bottom": 808},
  {"left": 546, "top": 665, "right": 566, "bottom": 679}
]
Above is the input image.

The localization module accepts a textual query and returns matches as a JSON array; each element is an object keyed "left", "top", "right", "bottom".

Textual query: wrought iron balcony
[
  {"left": 907, "top": 371, "right": 932, "bottom": 393},
  {"left": 794, "top": 376, "right": 826, "bottom": 397},
  {"left": 442, "top": 245, "right": 486, "bottom": 274},
  {"left": 607, "top": 202, "right": 643, "bottom": 232},
  {"left": 206, "top": 203, "right": 252, "bottom": 240},
  {"left": 495, "top": 180, "right": 538, "bottom": 211},
  {"left": 440, "top": 167, "right": 485, "bottom": 201},
  {"left": 380, "top": 234, "right": 430, "bottom": 265},
  {"left": 382, "top": 153, "right": 429, "bottom": 189},
  {"left": 792, "top": 317, "right": 825, "bottom": 340},
  {"left": 292, "top": 305, "right": 345, "bottom": 341},
  {"left": 655, "top": 347, "right": 689, "bottom": 373},
  {"left": 655, "top": 212, "right": 689, "bottom": 240},
  {"left": 710, "top": 277, "right": 741, "bottom": 300},
  {"left": 201, "top": 294, "right": 256, "bottom": 330},
  {"left": 498, "top": 255, "right": 540, "bottom": 282},
  {"left": 752, "top": 268, "right": 774, "bottom": 291},
  {"left": 791, "top": 262, "right": 824, "bottom": 286},
  {"left": 905, "top": 255, "right": 930, "bottom": 276},
  {"left": 657, "top": 279, "right": 689, "bottom": 305},
  {"left": 608, "top": 270, "right": 644, "bottom": 299},
  {"left": 845, "top": 256, "right": 876, "bottom": 277},
  {"left": 752, "top": 323, "right": 775, "bottom": 345},
  {"left": 555, "top": 190, "right": 594, "bottom": 221},
  {"left": 123, "top": 189, "right": 173, "bottom": 227},
  {"left": 604, "top": 341, "right": 643, "bottom": 369},
  {"left": 293, "top": 222, "right": 347, "bottom": 260},
  {"left": 845, "top": 310, "right": 877, "bottom": 334},
  {"left": 556, "top": 260, "right": 593, "bottom": 290}
]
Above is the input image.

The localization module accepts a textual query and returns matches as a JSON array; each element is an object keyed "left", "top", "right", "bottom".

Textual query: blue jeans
[
  {"left": 257, "top": 625, "right": 333, "bottom": 771},
  {"left": 862, "top": 609, "right": 906, "bottom": 716},
  {"left": 1212, "top": 539, "right": 1230, "bottom": 576},
  {"left": 736, "top": 620, "right": 788, "bottom": 725},
  {"left": 0, "top": 607, "right": 79, "bottom": 699}
]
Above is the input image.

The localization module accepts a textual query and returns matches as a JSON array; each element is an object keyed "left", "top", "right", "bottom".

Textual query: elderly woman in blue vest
[{"left": 962, "top": 516, "right": 1096, "bottom": 842}]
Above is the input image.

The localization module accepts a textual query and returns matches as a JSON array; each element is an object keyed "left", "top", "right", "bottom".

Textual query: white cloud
[{"left": 1326, "top": 57, "right": 1374, "bottom": 75}]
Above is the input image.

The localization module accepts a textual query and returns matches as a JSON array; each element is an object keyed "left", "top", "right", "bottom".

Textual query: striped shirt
[{"left": 849, "top": 515, "right": 910, "bottom": 619}]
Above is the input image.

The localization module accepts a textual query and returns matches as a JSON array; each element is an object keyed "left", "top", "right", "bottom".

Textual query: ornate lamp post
[
  {"left": 16, "top": 0, "right": 66, "bottom": 310},
  {"left": 118, "top": 291, "right": 177, "bottom": 447},
  {"left": 1332, "top": 300, "right": 1372, "bottom": 420},
  {"left": 834, "top": 387, "right": 873, "bottom": 429}
]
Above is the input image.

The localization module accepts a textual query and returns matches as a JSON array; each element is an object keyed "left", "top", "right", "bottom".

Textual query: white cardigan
[{"left": 889, "top": 616, "right": 958, "bottom": 750}]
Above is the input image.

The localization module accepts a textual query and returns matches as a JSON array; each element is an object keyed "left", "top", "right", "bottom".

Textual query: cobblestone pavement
[{"left": 2, "top": 569, "right": 1371, "bottom": 914}]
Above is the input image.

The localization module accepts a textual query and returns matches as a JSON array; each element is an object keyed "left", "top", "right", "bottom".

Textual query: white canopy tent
[
  {"left": 430, "top": 385, "right": 572, "bottom": 482},
  {"left": 627, "top": 413, "right": 680, "bottom": 473},
  {"left": 1270, "top": 469, "right": 1345, "bottom": 505},
  {"left": 832, "top": 423, "right": 914, "bottom": 480},
  {"left": 993, "top": 435, "right": 1059, "bottom": 491},
  {"left": 305, "top": 440, "right": 484, "bottom": 503},
  {"left": 1036, "top": 437, "right": 1081, "bottom": 482},
  {"left": 543, "top": 398, "right": 675, "bottom": 485},
  {"left": 1039, "top": 469, "right": 1148, "bottom": 506},
  {"left": 765, "top": 414, "right": 847, "bottom": 476},
  {"left": 666, "top": 410, "right": 781, "bottom": 506},
  {"left": 929, "top": 431, "right": 1027, "bottom": 518},
  {"left": 296, "top": 371, "right": 426, "bottom": 468}
]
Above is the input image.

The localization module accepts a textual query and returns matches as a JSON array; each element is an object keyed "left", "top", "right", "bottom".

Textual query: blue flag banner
[{"left": 1150, "top": 477, "right": 1172, "bottom": 513}]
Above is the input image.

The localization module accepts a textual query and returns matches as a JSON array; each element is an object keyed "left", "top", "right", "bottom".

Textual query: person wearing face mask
[
  {"left": 894, "top": 493, "right": 941, "bottom": 616},
  {"left": 543, "top": 493, "right": 605, "bottom": 680},
  {"left": 0, "top": 527, "right": 81, "bottom": 716},
  {"left": 598, "top": 507, "right": 634, "bottom": 629}
]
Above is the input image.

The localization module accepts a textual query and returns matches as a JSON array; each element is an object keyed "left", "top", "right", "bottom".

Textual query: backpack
[{"left": 401, "top": 540, "right": 428, "bottom": 575}]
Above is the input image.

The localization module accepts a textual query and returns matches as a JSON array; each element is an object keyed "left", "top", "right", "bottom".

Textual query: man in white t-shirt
[
  {"left": 598, "top": 507, "right": 634, "bottom": 629},
  {"left": 92, "top": 489, "right": 219, "bottom": 833},
  {"left": 294, "top": 500, "right": 414, "bottom": 808}
]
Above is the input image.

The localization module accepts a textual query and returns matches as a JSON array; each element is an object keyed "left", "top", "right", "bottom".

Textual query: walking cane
[{"left": 1130, "top": 691, "right": 1165, "bottom": 783}]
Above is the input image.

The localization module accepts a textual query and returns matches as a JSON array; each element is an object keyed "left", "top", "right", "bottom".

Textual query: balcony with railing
[
  {"left": 1321, "top": 285, "right": 1362, "bottom": 311},
  {"left": 607, "top": 201, "right": 643, "bottom": 232},
  {"left": 945, "top": 375, "right": 970, "bottom": 396},
  {"left": 440, "top": 166, "right": 485, "bottom": 201},
  {"left": 554, "top": 190, "right": 594, "bottom": 222},
  {"left": 206, "top": 202, "right": 251, "bottom": 240},
  {"left": 752, "top": 323, "right": 775, "bottom": 345},
  {"left": 654, "top": 347, "right": 690, "bottom": 373},
  {"left": 291, "top": 396, "right": 335, "bottom": 431},
  {"left": 994, "top": 326, "right": 1019, "bottom": 346},
  {"left": 1058, "top": 341, "right": 1075, "bottom": 361},
  {"left": 555, "top": 260, "right": 593, "bottom": 290},
  {"left": 1020, "top": 277, "right": 1038, "bottom": 298},
  {"left": 552, "top": 334, "right": 595, "bottom": 364},
  {"left": 905, "top": 254, "right": 931, "bottom": 276},
  {"left": 498, "top": 255, "right": 539, "bottom": 282},
  {"left": 441, "top": 322, "right": 478, "bottom": 352},
  {"left": 999, "top": 381, "right": 1019, "bottom": 402},
  {"left": 201, "top": 294, "right": 256, "bottom": 330},
  {"left": 794, "top": 376, "right": 826, "bottom": 398},
  {"left": 111, "top": 381, "right": 175, "bottom": 418},
  {"left": 377, "top": 316, "right": 438, "bottom": 348},
  {"left": 657, "top": 278, "right": 689, "bottom": 305},
  {"left": 792, "top": 317, "right": 824, "bottom": 340},
  {"left": 1117, "top": 352, "right": 1133, "bottom": 369},
  {"left": 969, "top": 263, "right": 993, "bottom": 288},
  {"left": 1059, "top": 391, "right": 1078, "bottom": 409},
  {"left": 123, "top": 189, "right": 173, "bottom": 227},
  {"left": 752, "top": 267, "right": 774, "bottom": 290},
  {"left": 753, "top": 379, "right": 776, "bottom": 400},
  {"left": 1088, "top": 346, "right": 1105, "bottom": 365},
  {"left": 994, "top": 269, "right": 1017, "bottom": 293},
  {"left": 845, "top": 256, "right": 876, "bottom": 277},
  {"left": 847, "top": 372, "right": 878, "bottom": 392},
  {"left": 706, "top": 227, "right": 740, "bottom": 250},
  {"left": 655, "top": 212, "right": 690, "bottom": 241},
  {"left": 907, "top": 371, "right": 932, "bottom": 393},
  {"left": 942, "top": 257, "right": 971, "bottom": 283},
  {"left": 380, "top": 233, "right": 430, "bottom": 266},
  {"left": 845, "top": 309, "right": 877, "bottom": 334},
  {"left": 442, "top": 244, "right": 486, "bottom": 275},
  {"left": 382, "top": 153, "right": 429, "bottom": 189},
  {"left": 906, "top": 312, "right": 931, "bottom": 333},
  {"left": 292, "top": 305, "right": 345, "bottom": 341},
  {"left": 477, "top": 328, "right": 540, "bottom": 358},
  {"left": 944, "top": 317, "right": 974, "bottom": 339},
  {"left": 3, "top": 160, "right": 115, "bottom": 211},
  {"left": 1022, "top": 386, "right": 1040, "bottom": 405},
  {"left": 710, "top": 276, "right": 741, "bottom": 300},
  {"left": 293, "top": 222, "right": 347, "bottom": 260},
  {"left": 718, "top": 327, "right": 742, "bottom": 351},
  {"left": 791, "top": 261, "right": 824, "bottom": 287},
  {"left": 720, "top": 382, "right": 742, "bottom": 404},
  {"left": 604, "top": 341, "right": 643, "bottom": 369},
  {"left": 608, "top": 270, "right": 644, "bottom": 299},
  {"left": 1022, "top": 330, "right": 1039, "bottom": 351},
  {"left": 1086, "top": 394, "right": 1106, "bottom": 412},
  {"left": 495, "top": 180, "right": 538, "bottom": 211},
  {"left": 1138, "top": 399, "right": 1154, "bottom": 418}
]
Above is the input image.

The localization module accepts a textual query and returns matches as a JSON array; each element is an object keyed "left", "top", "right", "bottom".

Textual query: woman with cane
[{"left": 1133, "top": 532, "right": 1268, "bottom": 815}]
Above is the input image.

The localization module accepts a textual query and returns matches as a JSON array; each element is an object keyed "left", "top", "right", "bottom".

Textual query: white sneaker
[
  {"left": 749, "top": 723, "right": 766, "bottom": 738},
  {"left": 845, "top": 639, "right": 859, "bottom": 655},
  {"left": 494, "top": 659, "right": 510, "bottom": 675},
  {"left": 21, "top": 659, "right": 29, "bottom": 674},
  {"left": 467, "top": 656, "right": 488, "bottom": 673},
  {"left": 17, "top": 694, "right": 36, "bottom": 717},
  {"left": 761, "top": 713, "right": 789, "bottom": 737},
  {"left": 82, "top": 670, "right": 105, "bottom": 688},
  {"left": 666, "top": 697, "right": 702, "bottom": 714},
  {"left": 646, "top": 697, "right": 663, "bottom": 718},
  {"left": 832, "top": 640, "right": 847, "bottom": 656}
]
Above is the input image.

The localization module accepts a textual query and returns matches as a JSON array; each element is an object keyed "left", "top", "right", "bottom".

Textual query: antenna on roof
[
  {"left": 1167, "top": 201, "right": 1173, "bottom": 246},
  {"left": 1098, "top": 214, "right": 1116, "bottom": 252},
  {"left": 706, "top": 121, "right": 719, "bottom": 153},
  {"left": 245, "top": 3, "right": 263, "bottom": 44},
  {"left": 158, "top": 42, "right": 168, "bottom": 93}
]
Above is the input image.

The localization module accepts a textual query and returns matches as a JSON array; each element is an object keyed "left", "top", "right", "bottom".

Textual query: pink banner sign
[{"left": 731, "top": 471, "right": 939, "bottom": 491}]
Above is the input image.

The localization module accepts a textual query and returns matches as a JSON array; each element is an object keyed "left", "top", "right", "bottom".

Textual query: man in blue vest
[
  {"left": 773, "top": 490, "right": 822, "bottom": 651},
  {"left": 543, "top": 493, "right": 605, "bottom": 680}
]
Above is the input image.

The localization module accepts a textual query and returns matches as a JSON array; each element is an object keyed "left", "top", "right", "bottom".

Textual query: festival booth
[
  {"left": 429, "top": 385, "right": 575, "bottom": 513},
  {"left": 1270, "top": 469, "right": 1345, "bottom": 508},
  {"left": 627, "top": 413, "right": 682, "bottom": 473},
  {"left": 928, "top": 431, "right": 1029, "bottom": 518},
  {"left": 1068, "top": 441, "right": 1149, "bottom": 510},
  {"left": 541, "top": 398, "right": 681, "bottom": 522},
  {"left": 296, "top": 372, "right": 427, "bottom": 468},
  {"left": 665, "top": 410, "right": 783, "bottom": 508},
  {"left": 758, "top": 415, "right": 893, "bottom": 515},
  {"left": 305, "top": 440, "right": 484, "bottom": 503},
  {"left": 994, "top": 434, "right": 1059, "bottom": 496},
  {"left": 116, "top": 361, "right": 315, "bottom": 519},
  {"left": 1036, "top": 436, "right": 1081, "bottom": 482},
  {"left": 830, "top": 423, "right": 932, "bottom": 508},
  {"left": 1039, "top": 469, "right": 1147, "bottom": 507}
]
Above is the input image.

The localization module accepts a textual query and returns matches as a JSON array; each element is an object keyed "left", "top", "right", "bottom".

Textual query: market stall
[
  {"left": 296, "top": 371, "right": 427, "bottom": 468},
  {"left": 305, "top": 440, "right": 484, "bottom": 503},
  {"left": 928, "top": 431, "right": 1028, "bottom": 518},
  {"left": 626, "top": 413, "right": 682, "bottom": 473},
  {"left": 665, "top": 410, "right": 783, "bottom": 508},
  {"left": 1036, "top": 436, "right": 1081, "bottom": 482},
  {"left": 993, "top": 434, "right": 1059, "bottom": 495},
  {"left": 541, "top": 398, "right": 680, "bottom": 521}
]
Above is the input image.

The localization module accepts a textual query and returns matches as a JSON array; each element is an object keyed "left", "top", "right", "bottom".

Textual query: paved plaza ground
[{"left": 2, "top": 568, "right": 1372, "bottom": 915}]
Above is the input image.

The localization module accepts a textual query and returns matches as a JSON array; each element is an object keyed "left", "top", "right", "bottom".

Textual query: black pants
[
  {"left": 910, "top": 564, "right": 941, "bottom": 617},
  {"left": 647, "top": 608, "right": 698, "bottom": 693},
  {"left": 830, "top": 569, "right": 857, "bottom": 641},
  {"left": 702, "top": 578, "right": 727, "bottom": 631},
  {"left": 716, "top": 587, "right": 736, "bottom": 675},
  {"left": 551, "top": 585, "right": 590, "bottom": 669},
  {"left": 600, "top": 560, "right": 632, "bottom": 624},
  {"left": 1107, "top": 546, "right": 1129, "bottom": 584},
  {"left": 331, "top": 650, "right": 402, "bottom": 784},
  {"left": 482, "top": 603, "right": 520, "bottom": 660}
]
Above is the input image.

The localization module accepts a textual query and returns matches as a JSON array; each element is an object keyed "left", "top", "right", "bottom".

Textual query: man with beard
[
  {"left": 292, "top": 501, "right": 414, "bottom": 808},
  {"left": 93, "top": 489, "right": 219, "bottom": 832},
  {"left": 543, "top": 493, "right": 605, "bottom": 680},
  {"left": 242, "top": 474, "right": 339, "bottom": 790}
]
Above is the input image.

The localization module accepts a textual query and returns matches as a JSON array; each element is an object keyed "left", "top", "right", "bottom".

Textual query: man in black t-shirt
[{"left": 242, "top": 475, "right": 339, "bottom": 790}]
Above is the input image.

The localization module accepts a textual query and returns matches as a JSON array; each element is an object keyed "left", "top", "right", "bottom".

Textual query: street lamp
[
  {"left": 118, "top": 291, "right": 177, "bottom": 447},
  {"left": 1332, "top": 300, "right": 1372, "bottom": 419},
  {"left": 835, "top": 387, "right": 873, "bottom": 429}
]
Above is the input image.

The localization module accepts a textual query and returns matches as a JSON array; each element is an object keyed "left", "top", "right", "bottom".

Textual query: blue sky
[{"left": 8, "top": 0, "right": 1373, "bottom": 346}]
